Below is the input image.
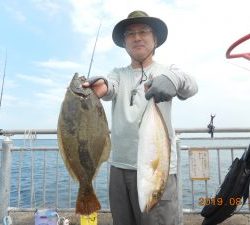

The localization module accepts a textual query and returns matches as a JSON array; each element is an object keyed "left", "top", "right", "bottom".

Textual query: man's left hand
[{"left": 145, "top": 75, "right": 177, "bottom": 103}]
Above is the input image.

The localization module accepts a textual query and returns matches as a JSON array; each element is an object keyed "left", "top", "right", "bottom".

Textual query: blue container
[{"left": 35, "top": 209, "right": 59, "bottom": 225}]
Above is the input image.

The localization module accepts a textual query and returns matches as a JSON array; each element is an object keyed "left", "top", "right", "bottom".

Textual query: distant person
[{"left": 83, "top": 10, "right": 198, "bottom": 225}]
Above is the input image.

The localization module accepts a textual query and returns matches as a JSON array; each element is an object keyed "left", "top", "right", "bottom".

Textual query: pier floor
[{"left": 8, "top": 211, "right": 250, "bottom": 225}]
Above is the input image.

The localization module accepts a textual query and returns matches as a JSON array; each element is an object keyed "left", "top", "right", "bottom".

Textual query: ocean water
[{"left": 0, "top": 138, "right": 250, "bottom": 211}]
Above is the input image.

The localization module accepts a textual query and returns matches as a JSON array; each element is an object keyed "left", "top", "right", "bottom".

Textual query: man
[{"left": 83, "top": 10, "right": 198, "bottom": 225}]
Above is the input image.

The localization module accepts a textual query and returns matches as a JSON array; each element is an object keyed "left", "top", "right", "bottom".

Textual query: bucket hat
[{"left": 112, "top": 10, "right": 168, "bottom": 48}]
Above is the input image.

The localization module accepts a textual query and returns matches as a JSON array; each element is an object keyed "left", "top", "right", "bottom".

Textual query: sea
[{"left": 0, "top": 137, "right": 250, "bottom": 211}]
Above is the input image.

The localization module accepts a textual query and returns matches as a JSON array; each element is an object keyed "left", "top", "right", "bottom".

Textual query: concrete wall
[{"left": 8, "top": 211, "right": 250, "bottom": 225}]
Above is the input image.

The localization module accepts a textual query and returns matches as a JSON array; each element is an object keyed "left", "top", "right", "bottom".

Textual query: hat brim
[{"left": 112, "top": 16, "right": 168, "bottom": 48}]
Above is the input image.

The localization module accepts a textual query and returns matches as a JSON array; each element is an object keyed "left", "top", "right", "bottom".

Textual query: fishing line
[
  {"left": 0, "top": 49, "right": 7, "bottom": 110},
  {"left": 226, "top": 61, "right": 250, "bottom": 72},
  {"left": 129, "top": 46, "right": 156, "bottom": 106}
]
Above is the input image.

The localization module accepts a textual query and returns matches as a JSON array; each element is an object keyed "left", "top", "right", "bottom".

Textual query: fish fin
[
  {"left": 154, "top": 102, "right": 171, "bottom": 171},
  {"left": 76, "top": 183, "right": 101, "bottom": 215},
  {"left": 57, "top": 127, "right": 78, "bottom": 181},
  {"left": 154, "top": 103, "right": 170, "bottom": 142},
  {"left": 151, "top": 158, "right": 159, "bottom": 171},
  {"left": 92, "top": 133, "right": 111, "bottom": 180},
  {"left": 98, "top": 134, "right": 111, "bottom": 164},
  {"left": 145, "top": 198, "right": 158, "bottom": 212}
]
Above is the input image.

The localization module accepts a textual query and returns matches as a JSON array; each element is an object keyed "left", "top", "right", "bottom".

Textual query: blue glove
[{"left": 145, "top": 75, "right": 177, "bottom": 103}]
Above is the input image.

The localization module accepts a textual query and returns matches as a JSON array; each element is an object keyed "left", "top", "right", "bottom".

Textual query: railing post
[
  {"left": 0, "top": 136, "right": 13, "bottom": 225},
  {"left": 176, "top": 135, "right": 183, "bottom": 225}
]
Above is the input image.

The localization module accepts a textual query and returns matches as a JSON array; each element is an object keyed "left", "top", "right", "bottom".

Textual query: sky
[{"left": 0, "top": 0, "right": 250, "bottom": 132}]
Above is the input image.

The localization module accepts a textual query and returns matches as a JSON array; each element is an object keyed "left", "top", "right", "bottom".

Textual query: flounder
[{"left": 57, "top": 73, "right": 111, "bottom": 215}]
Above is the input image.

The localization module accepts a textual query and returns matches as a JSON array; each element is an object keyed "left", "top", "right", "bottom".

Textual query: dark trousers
[{"left": 109, "top": 166, "right": 179, "bottom": 225}]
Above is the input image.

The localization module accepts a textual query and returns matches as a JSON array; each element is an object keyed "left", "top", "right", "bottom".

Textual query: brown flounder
[{"left": 57, "top": 73, "right": 111, "bottom": 215}]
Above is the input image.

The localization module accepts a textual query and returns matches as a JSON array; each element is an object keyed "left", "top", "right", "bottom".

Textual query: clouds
[
  {"left": 31, "top": 0, "right": 62, "bottom": 16},
  {"left": 0, "top": 0, "right": 250, "bottom": 129},
  {"left": 1, "top": 0, "right": 62, "bottom": 23},
  {"left": 69, "top": 0, "right": 104, "bottom": 35},
  {"left": 67, "top": 0, "right": 250, "bottom": 68},
  {"left": 1, "top": 1, "right": 26, "bottom": 23},
  {"left": 35, "top": 59, "right": 83, "bottom": 70}
]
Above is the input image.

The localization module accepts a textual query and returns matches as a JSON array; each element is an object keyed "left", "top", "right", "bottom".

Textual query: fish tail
[{"left": 76, "top": 183, "right": 101, "bottom": 215}]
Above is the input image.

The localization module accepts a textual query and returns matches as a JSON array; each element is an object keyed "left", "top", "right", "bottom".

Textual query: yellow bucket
[{"left": 80, "top": 212, "right": 97, "bottom": 225}]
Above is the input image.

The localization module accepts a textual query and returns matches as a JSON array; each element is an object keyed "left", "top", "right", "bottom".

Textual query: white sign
[{"left": 189, "top": 148, "right": 210, "bottom": 180}]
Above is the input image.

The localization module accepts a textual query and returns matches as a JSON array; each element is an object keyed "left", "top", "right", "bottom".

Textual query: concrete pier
[{"left": 7, "top": 211, "right": 250, "bottom": 225}]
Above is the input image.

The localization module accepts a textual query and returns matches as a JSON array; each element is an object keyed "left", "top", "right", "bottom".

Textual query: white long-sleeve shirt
[{"left": 102, "top": 61, "right": 198, "bottom": 174}]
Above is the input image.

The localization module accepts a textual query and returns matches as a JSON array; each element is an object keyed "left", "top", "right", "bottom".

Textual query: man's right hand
[{"left": 82, "top": 76, "right": 108, "bottom": 98}]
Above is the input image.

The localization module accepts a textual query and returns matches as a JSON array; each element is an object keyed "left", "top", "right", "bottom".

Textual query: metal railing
[{"left": 1, "top": 128, "right": 250, "bottom": 222}]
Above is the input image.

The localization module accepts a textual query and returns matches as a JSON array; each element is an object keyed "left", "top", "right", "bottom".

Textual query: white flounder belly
[{"left": 137, "top": 98, "right": 171, "bottom": 212}]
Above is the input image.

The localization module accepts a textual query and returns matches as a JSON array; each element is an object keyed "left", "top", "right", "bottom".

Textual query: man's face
[{"left": 123, "top": 23, "right": 156, "bottom": 62}]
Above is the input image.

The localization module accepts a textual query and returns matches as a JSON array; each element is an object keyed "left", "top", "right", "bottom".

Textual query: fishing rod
[
  {"left": 87, "top": 23, "right": 102, "bottom": 78},
  {"left": 0, "top": 50, "right": 7, "bottom": 110}
]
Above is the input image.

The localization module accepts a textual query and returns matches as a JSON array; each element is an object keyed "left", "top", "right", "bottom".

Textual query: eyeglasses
[{"left": 124, "top": 28, "right": 152, "bottom": 38}]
